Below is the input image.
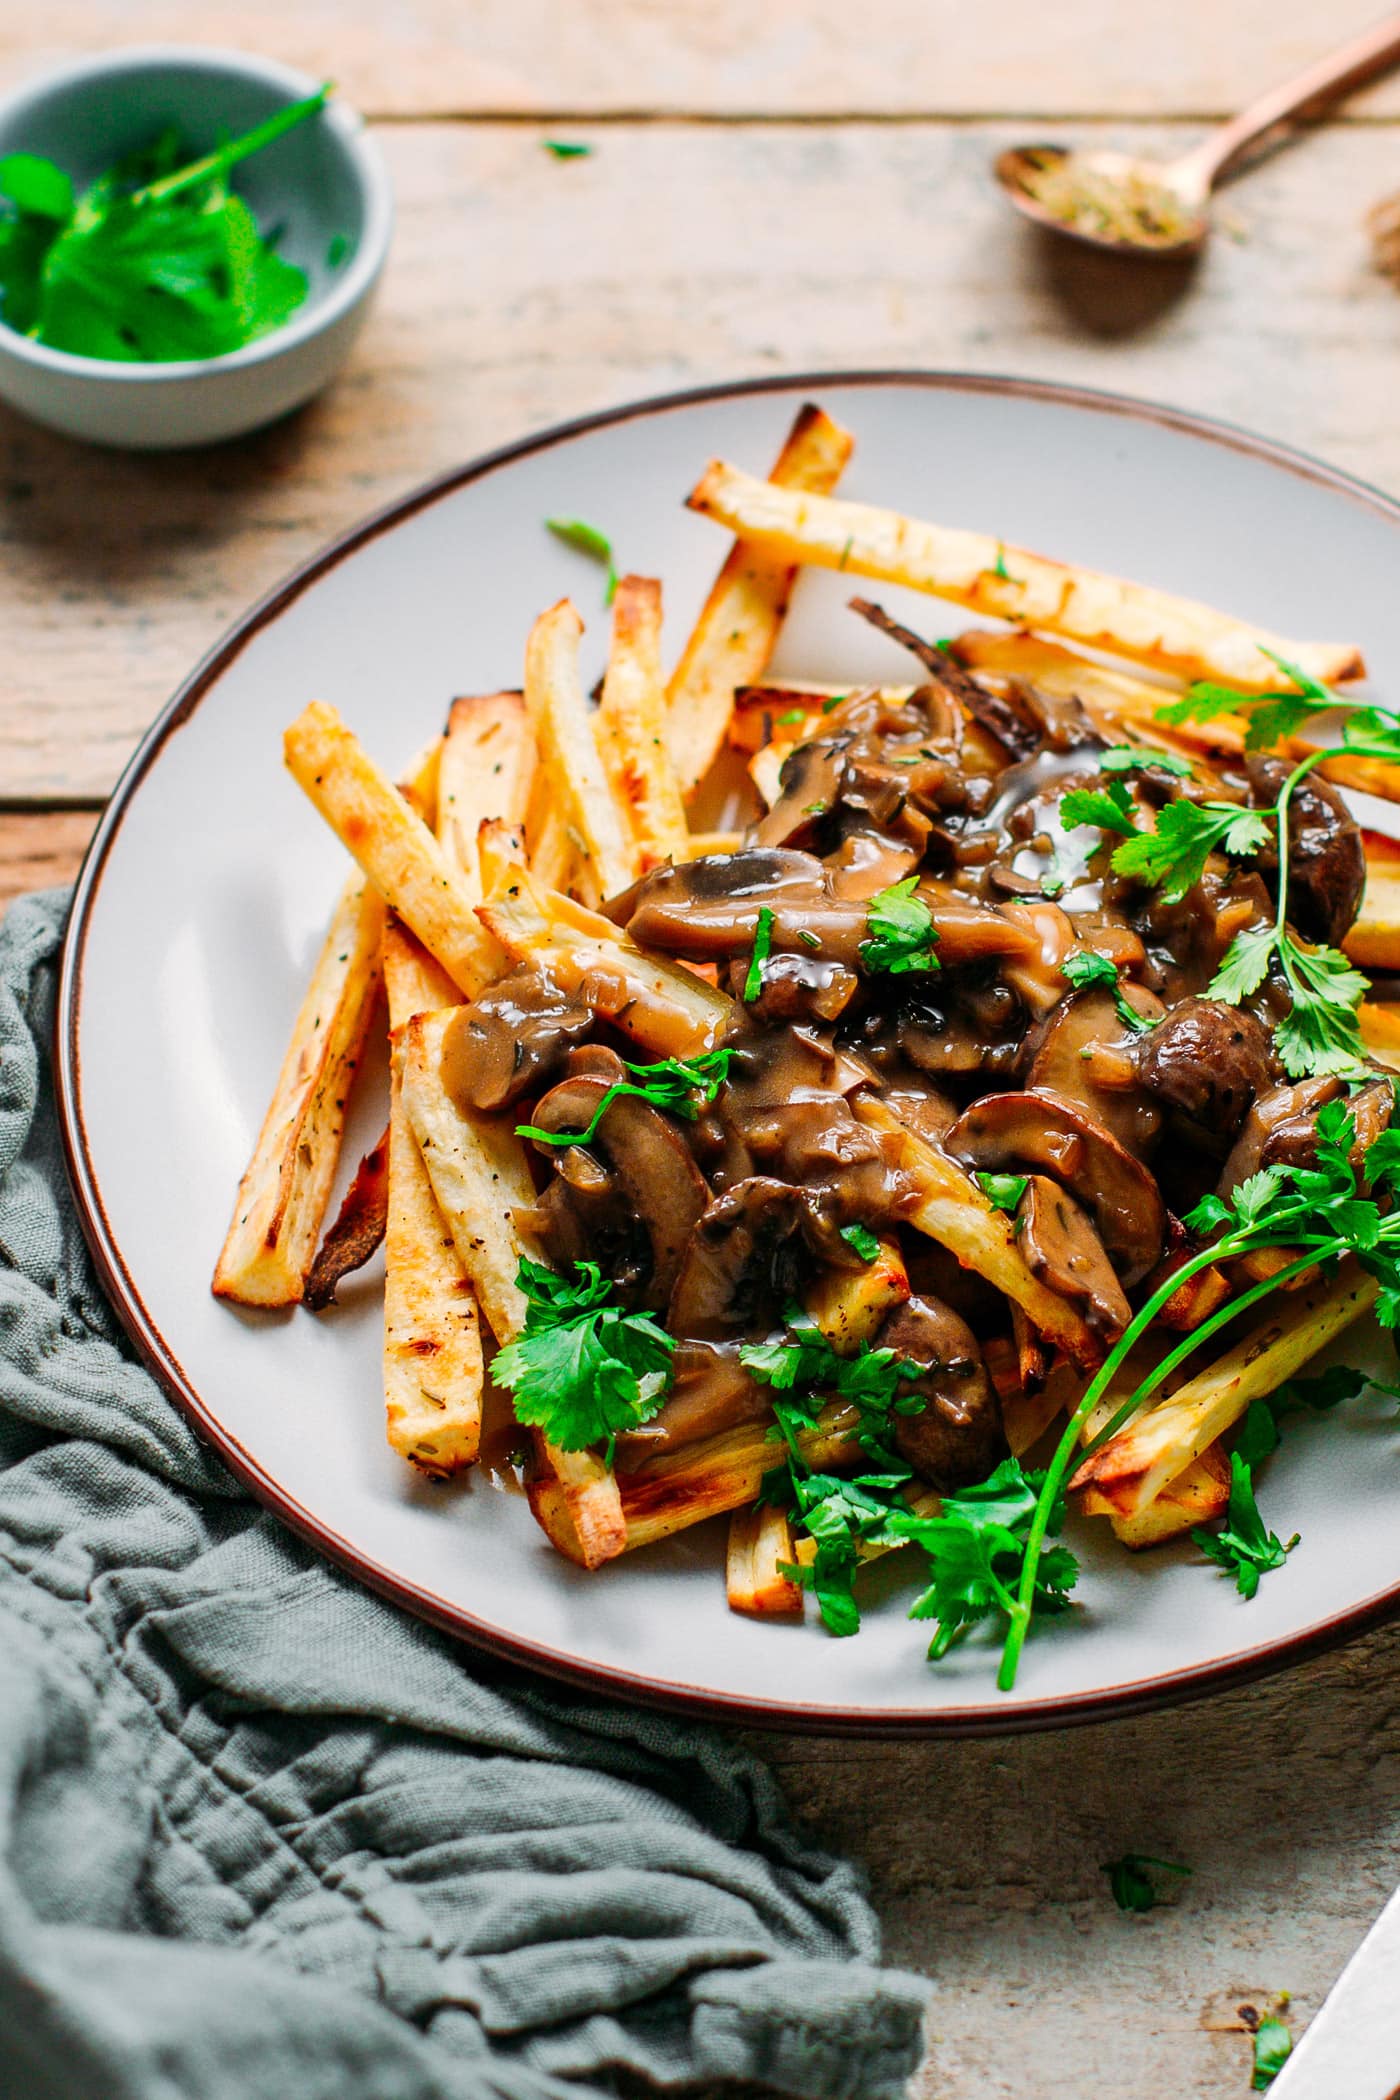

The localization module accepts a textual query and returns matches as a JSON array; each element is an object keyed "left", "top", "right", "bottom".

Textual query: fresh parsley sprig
[
  {"left": 883, "top": 1458, "right": 1079, "bottom": 1659},
  {"left": 1060, "top": 949, "right": 1151, "bottom": 1034},
  {"left": 516, "top": 1048, "right": 735, "bottom": 1149},
  {"left": 492, "top": 1258, "right": 673, "bottom": 1458},
  {"left": 997, "top": 1099, "right": 1400, "bottom": 1691},
  {"left": 860, "top": 876, "right": 940, "bottom": 975},
  {"left": 1192, "top": 1453, "right": 1297, "bottom": 1598}
]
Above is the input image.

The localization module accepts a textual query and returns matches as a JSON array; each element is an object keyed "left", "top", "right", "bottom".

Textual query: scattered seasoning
[
  {"left": 776, "top": 708, "right": 807, "bottom": 726},
  {"left": 1015, "top": 148, "right": 1198, "bottom": 250},
  {"left": 797, "top": 929, "right": 821, "bottom": 951},
  {"left": 975, "top": 1171, "right": 1027, "bottom": 1216},
  {"left": 0, "top": 86, "right": 329, "bottom": 358},
  {"left": 803, "top": 800, "right": 829, "bottom": 817},
  {"left": 992, "top": 543, "right": 1012, "bottom": 581},
  {"left": 820, "top": 693, "right": 848, "bottom": 714},
  {"left": 837, "top": 536, "right": 854, "bottom": 570},
  {"left": 543, "top": 139, "right": 593, "bottom": 159},
  {"left": 840, "top": 1222, "right": 882, "bottom": 1263},
  {"left": 743, "top": 906, "right": 775, "bottom": 1002}
]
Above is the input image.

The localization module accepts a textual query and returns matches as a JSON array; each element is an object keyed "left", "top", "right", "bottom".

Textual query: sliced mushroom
[
  {"left": 668, "top": 1178, "right": 808, "bottom": 1338},
  {"left": 876, "top": 1295, "right": 1009, "bottom": 1491},
  {"left": 724, "top": 949, "right": 859, "bottom": 1025},
  {"left": 441, "top": 966, "right": 592, "bottom": 1113},
  {"left": 1017, "top": 1174, "right": 1132, "bottom": 1341},
  {"left": 1246, "top": 753, "right": 1367, "bottom": 947},
  {"left": 1135, "top": 998, "right": 1274, "bottom": 1146},
  {"left": 527, "top": 1062, "right": 709, "bottom": 1309},
  {"left": 847, "top": 597, "right": 1038, "bottom": 758},
  {"left": 754, "top": 738, "right": 850, "bottom": 850},
  {"left": 1217, "top": 1076, "right": 1343, "bottom": 1200},
  {"left": 944, "top": 1088, "right": 1166, "bottom": 1284},
  {"left": 1025, "top": 985, "right": 1165, "bottom": 1156}
]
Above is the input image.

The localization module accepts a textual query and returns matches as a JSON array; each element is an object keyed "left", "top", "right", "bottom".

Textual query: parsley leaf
[
  {"left": 0, "top": 152, "right": 73, "bottom": 221},
  {"left": 840, "top": 1222, "right": 883, "bottom": 1262},
  {"left": 492, "top": 1258, "right": 674, "bottom": 1456},
  {"left": 860, "top": 876, "right": 940, "bottom": 975},
  {"left": 744, "top": 906, "right": 775, "bottom": 1002},
  {"left": 543, "top": 139, "right": 593, "bottom": 158},
  {"left": 975, "top": 1171, "right": 1028, "bottom": 1216},
  {"left": 517, "top": 1048, "right": 734, "bottom": 1149},
  {"left": 886, "top": 1457, "right": 1079, "bottom": 1660},
  {"left": 1110, "top": 799, "right": 1270, "bottom": 904},
  {"left": 1060, "top": 779, "right": 1138, "bottom": 838},
  {"left": 545, "top": 516, "right": 618, "bottom": 601},
  {"left": 1251, "top": 2015, "right": 1293, "bottom": 2090},
  {"left": 1060, "top": 949, "right": 1151, "bottom": 1034},
  {"left": 1100, "top": 745, "right": 1193, "bottom": 779},
  {"left": 1207, "top": 922, "right": 1278, "bottom": 1005},
  {"left": 1192, "top": 1452, "right": 1297, "bottom": 1599},
  {"left": 1102, "top": 1854, "right": 1192, "bottom": 1914}
]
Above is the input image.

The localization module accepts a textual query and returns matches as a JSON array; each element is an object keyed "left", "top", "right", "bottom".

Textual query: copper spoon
[{"left": 996, "top": 12, "right": 1400, "bottom": 259}]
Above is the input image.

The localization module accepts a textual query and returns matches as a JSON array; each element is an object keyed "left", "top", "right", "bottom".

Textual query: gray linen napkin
[{"left": 0, "top": 890, "right": 928, "bottom": 2100}]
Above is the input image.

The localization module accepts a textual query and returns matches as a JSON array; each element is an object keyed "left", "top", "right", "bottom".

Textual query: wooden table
[{"left": 6, "top": 9, "right": 1400, "bottom": 2093}]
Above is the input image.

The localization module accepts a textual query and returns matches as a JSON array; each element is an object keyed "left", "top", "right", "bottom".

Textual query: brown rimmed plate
[{"left": 56, "top": 372, "right": 1400, "bottom": 1735}]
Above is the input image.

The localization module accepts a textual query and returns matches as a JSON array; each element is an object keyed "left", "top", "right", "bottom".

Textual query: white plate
[{"left": 58, "top": 373, "right": 1400, "bottom": 1733}]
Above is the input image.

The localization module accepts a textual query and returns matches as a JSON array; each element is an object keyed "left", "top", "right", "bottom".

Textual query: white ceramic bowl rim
[{"left": 0, "top": 44, "right": 392, "bottom": 384}]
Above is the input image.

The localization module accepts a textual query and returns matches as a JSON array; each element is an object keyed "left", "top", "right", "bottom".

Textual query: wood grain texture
[
  {"left": 3, "top": 115, "right": 1400, "bottom": 799},
  {"left": 6, "top": 1, "right": 1400, "bottom": 117},
  {"left": 760, "top": 1617, "right": 1400, "bottom": 2098},
  {"left": 0, "top": 809, "right": 95, "bottom": 904}
]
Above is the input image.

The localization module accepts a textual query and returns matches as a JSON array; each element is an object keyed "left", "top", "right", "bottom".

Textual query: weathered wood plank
[
  {"left": 3, "top": 116, "right": 1399, "bottom": 801},
  {"left": 0, "top": 809, "right": 95, "bottom": 904},
  {"left": 6, "top": 1, "right": 1400, "bottom": 117},
  {"left": 758, "top": 1614, "right": 1400, "bottom": 2100}
]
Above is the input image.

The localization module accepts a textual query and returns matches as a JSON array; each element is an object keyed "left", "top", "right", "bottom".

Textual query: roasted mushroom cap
[
  {"left": 1217, "top": 1076, "right": 1344, "bottom": 1199},
  {"left": 1135, "top": 997, "right": 1274, "bottom": 1145},
  {"left": 442, "top": 967, "right": 592, "bottom": 1113},
  {"left": 527, "top": 1056, "right": 710, "bottom": 1309},
  {"left": 1247, "top": 753, "right": 1367, "bottom": 947},
  {"left": 667, "top": 1178, "right": 808, "bottom": 1338},
  {"left": 945, "top": 1087, "right": 1167, "bottom": 1285},
  {"left": 1024, "top": 984, "right": 1165, "bottom": 1156},
  {"left": 877, "top": 1295, "right": 1009, "bottom": 1491},
  {"left": 1016, "top": 1174, "right": 1132, "bottom": 1342}
]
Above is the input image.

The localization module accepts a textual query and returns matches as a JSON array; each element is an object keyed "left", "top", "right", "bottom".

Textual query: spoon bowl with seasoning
[
  {"left": 996, "top": 13, "right": 1400, "bottom": 260},
  {"left": 0, "top": 47, "right": 391, "bottom": 447}
]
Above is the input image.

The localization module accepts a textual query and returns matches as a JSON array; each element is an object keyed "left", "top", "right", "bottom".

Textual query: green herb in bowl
[{"left": 0, "top": 84, "right": 329, "bottom": 362}]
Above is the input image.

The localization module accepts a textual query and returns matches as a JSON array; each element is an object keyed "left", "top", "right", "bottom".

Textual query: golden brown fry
[
  {"left": 284, "top": 702, "right": 501, "bottom": 997},
  {"left": 597, "top": 575, "right": 689, "bottom": 870},
  {"left": 726, "top": 1504, "right": 804, "bottom": 1618},
  {"left": 476, "top": 817, "right": 528, "bottom": 894},
  {"left": 619, "top": 1400, "right": 862, "bottom": 1551},
  {"left": 477, "top": 866, "right": 734, "bottom": 1060},
  {"left": 680, "top": 830, "right": 743, "bottom": 858},
  {"left": 1084, "top": 1442, "right": 1232, "bottom": 1548},
  {"left": 1347, "top": 866, "right": 1400, "bottom": 972},
  {"left": 303, "top": 1126, "right": 389, "bottom": 1311},
  {"left": 748, "top": 742, "right": 787, "bottom": 811},
  {"left": 524, "top": 599, "right": 637, "bottom": 900},
  {"left": 668, "top": 404, "right": 855, "bottom": 797},
  {"left": 526, "top": 1445, "right": 628, "bottom": 1569},
  {"left": 437, "top": 692, "right": 536, "bottom": 890},
  {"left": 802, "top": 1239, "right": 909, "bottom": 1351},
  {"left": 1360, "top": 999, "right": 1400, "bottom": 1069},
  {"left": 381, "top": 919, "right": 481, "bottom": 1476},
  {"left": 852, "top": 1096, "right": 1099, "bottom": 1369},
  {"left": 212, "top": 874, "right": 385, "bottom": 1307},
  {"left": 685, "top": 463, "right": 1363, "bottom": 691},
  {"left": 525, "top": 782, "right": 577, "bottom": 894},
  {"left": 1070, "top": 1266, "right": 1378, "bottom": 1515}
]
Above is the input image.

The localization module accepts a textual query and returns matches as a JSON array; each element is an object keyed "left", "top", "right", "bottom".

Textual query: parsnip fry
[
  {"left": 1347, "top": 866, "right": 1400, "bottom": 972},
  {"left": 620, "top": 1401, "right": 862, "bottom": 1551},
  {"left": 397, "top": 1003, "right": 623, "bottom": 1556},
  {"left": 852, "top": 1096, "right": 1099, "bottom": 1369},
  {"left": 685, "top": 463, "right": 1363, "bottom": 691},
  {"left": 1360, "top": 999, "right": 1400, "bottom": 1070},
  {"left": 727, "top": 1504, "right": 804, "bottom": 1617},
  {"left": 476, "top": 817, "right": 528, "bottom": 894},
  {"left": 382, "top": 919, "right": 480, "bottom": 1476},
  {"left": 477, "top": 867, "right": 734, "bottom": 1059},
  {"left": 437, "top": 692, "right": 535, "bottom": 890},
  {"left": 524, "top": 599, "right": 637, "bottom": 900},
  {"left": 285, "top": 702, "right": 501, "bottom": 998},
  {"left": 802, "top": 1238, "right": 909, "bottom": 1350},
  {"left": 597, "top": 575, "right": 689, "bottom": 869},
  {"left": 1070, "top": 1266, "right": 1378, "bottom": 1515},
  {"left": 1087, "top": 1443, "right": 1232, "bottom": 1549},
  {"left": 668, "top": 404, "right": 855, "bottom": 797},
  {"left": 303, "top": 1126, "right": 389, "bottom": 1311},
  {"left": 212, "top": 874, "right": 385, "bottom": 1307}
]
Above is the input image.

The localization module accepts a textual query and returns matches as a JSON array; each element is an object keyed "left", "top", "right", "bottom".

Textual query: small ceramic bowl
[{"left": 0, "top": 47, "right": 392, "bottom": 449}]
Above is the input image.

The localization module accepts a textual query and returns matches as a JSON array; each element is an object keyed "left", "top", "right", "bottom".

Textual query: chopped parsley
[
  {"left": 1102, "top": 1854, "right": 1192, "bottom": 1914},
  {"left": 516, "top": 1048, "right": 734, "bottom": 1148},
  {"left": 975, "top": 1171, "right": 1028, "bottom": 1215},
  {"left": 1110, "top": 798, "right": 1271, "bottom": 904},
  {"left": 545, "top": 515, "right": 618, "bottom": 602},
  {"left": 1099, "top": 744, "right": 1194, "bottom": 779},
  {"left": 743, "top": 906, "right": 775, "bottom": 1002},
  {"left": 1193, "top": 1454, "right": 1297, "bottom": 1598},
  {"left": 840, "top": 1222, "right": 883, "bottom": 1262},
  {"left": 885, "top": 1459, "right": 1079, "bottom": 1660},
  {"left": 860, "top": 876, "right": 940, "bottom": 976},
  {"left": 492, "top": 1259, "right": 673, "bottom": 1458},
  {"left": 798, "top": 929, "right": 822, "bottom": 951},
  {"left": 776, "top": 708, "right": 807, "bottom": 725},
  {"left": 1060, "top": 949, "right": 1151, "bottom": 1034},
  {"left": 1060, "top": 778, "right": 1139, "bottom": 839},
  {"left": 1251, "top": 2015, "right": 1293, "bottom": 2090},
  {"left": 543, "top": 139, "right": 593, "bottom": 158}
]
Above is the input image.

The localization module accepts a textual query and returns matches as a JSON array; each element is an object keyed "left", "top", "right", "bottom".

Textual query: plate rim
[{"left": 53, "top": 365, "right": 1400, "bottom": 1737}]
